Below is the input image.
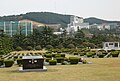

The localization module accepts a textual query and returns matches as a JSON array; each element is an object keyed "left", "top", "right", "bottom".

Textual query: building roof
[{"left": 22, "top": 56, "right": 43, "bottom": 59}]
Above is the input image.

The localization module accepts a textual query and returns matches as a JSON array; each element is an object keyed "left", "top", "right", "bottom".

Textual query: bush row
[
  {"left": 44, "top": 54, "right": 65, "bottom": 58},
  {"left": 45, "top": 57, "right": 87, "bottom": 65},
  {"left": 0, "top": 59, "right": 14, "bottom": 67}
]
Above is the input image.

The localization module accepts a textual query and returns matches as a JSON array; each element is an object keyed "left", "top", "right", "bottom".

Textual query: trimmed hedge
[
  {"left": 49, "top": 60, "right": 57, "bottom": 65},
  {"left": 80, "top": 52, "right": 86, "bottom": 56},
  {"left": 17, "top": 59, "right": 22, "bottom": 65},
  {"left": 0, "top": 59, "right": 4, "bottom": 66},
  {"left": 55, "top": 54, "right": 61, "bottom": 58},
  {"left": 46, "top": 54, "right": 52, "bottom": 58},
  {"left": 52, "top": 54, "right": 56, "bottom": 57},
  {"left": 98, "top": 54, "right": 105, "bottom": 58},
  {"left": 69, "top": 57, "right": 79, "bottom": 64},
  {"left": 56, "top": 57, "right": 64, "bottom": 63},
  {"left": 111, "top": 51, "right": 119, "bottom": 57},
  {"left": 87, "top": 52, "right": 94, "bottom": 57},
  {"left": 45, "top": 58, "right": 52, "bottom": 62},
  {"left": 73, "top": 52, "right": 79, "bottom": 55},
  {"left": 60, "top": 54, "right": 65, "bottom": 57},
  {"left": 4, "top": 60, "right": 14, "bottom": 67}
]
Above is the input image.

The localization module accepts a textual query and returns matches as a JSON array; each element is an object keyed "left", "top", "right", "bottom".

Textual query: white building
[
  {"left": 98, "top": 24, "right": 110, "bottom": 30},
  {"left": 103, "top": 42, "right": 120, "bottom": 50},
  {"left": 66, "top": 16, "right": 89, "bottom": 34}
]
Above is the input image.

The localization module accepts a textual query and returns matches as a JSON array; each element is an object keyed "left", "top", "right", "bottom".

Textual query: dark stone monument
[
  {"left": 19, "top": 56, "right": 47, "bottom": 72},
  {"left": 22, "top": 56, "right": 44, "bottom": 69}
]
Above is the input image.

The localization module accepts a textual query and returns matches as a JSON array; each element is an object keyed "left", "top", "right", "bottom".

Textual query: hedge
[
  {"left": 52, "top": 54, "right": 56, "bottom": 58},
  {"left": 60, "top": 54, "right": 65, "bottom": 57},
  {"left": 98, "top": 54, "right": 105, "bottom": 58},
  {"left": 17, "top": 59, "right": 22, "bottom": 66},
  {"left": 0, "top": 59, "right": 4, "bottom": 66},
  {"left": 45, "top": 58, "right": 52, "bottom": 62},
  {"left": 49, "top": 60, "right": 57, "bottom": 65},
  {"left": 55, "top": 54, "right": 61, "bottom": 58},
  {"left": 111, "top": 51, "right": 119, "bottom": 57},
  {"left": 46, "top": 54, "right": 52, "bottom": 58},
  {"left": 69, "top": 57, "right": 79, "bottom": 64},
  {"left": 80, "top": 52, "right": 86, "bottom": 56},
  {"left": 87, "top": 53, "right": 93, "bottom": 57},
  {"left": 73, "top": 52, "right": 79, "bottom": 55},
  {"left": 4, "top": 60, "right": 14, "bottom": 67},
  {"left": 56, "top": 57, "right": 64, "bottom": 63}
]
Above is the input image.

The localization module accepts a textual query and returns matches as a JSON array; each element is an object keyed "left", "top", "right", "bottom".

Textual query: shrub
[
  {"left": 4, "top": 60, "right": 14, "bottom": 67},
  {"left": 87, "top": 54, "right": 93, "bottom": 57},
  {"left": 0, "top": 50, "right": 6, "bottom": 55},
  {"left": 45, "top": 58, "right": 52, "bottom": 62},
  {"left": 0, "top": 59, "right": 4, "bottom": 66},
  {"left": 52, "top": 54, "right": 56, "bottom": 57},
  {"left": 57, "top": 51, "right": 62, "bottom": 54},
  {"left": 90, "top": 52, "right": 96, "bottom": 55},
  {"left": 73, "top": 52, "right": 79, "bottom": 55},
  {"left": 56, "top": 57, "right": 64, "bottom": 63},
  {"left": 87, "top": 52, "right": 94, "bottom": 57},
  {"left": 111, "top": 51, "right": 119, "bottom": 57},
  {"left": 98, "top": 54, "right": 105, "bottom": 58},
  {"left": 46, "top": 45, "right": 53, "bottom": 49},
  {"left": 16, "top": 46, "right": 22, "bottom": 51},
  {"left": 57, "top": 44, "right": 64, "bottom": 49},
  {"left": 60, "top": 54, "right": 65, "bottom": 57},
  {"left": 55, "top": 54, "right": 61, "bottom": 58},
  {"left": 49, "top": 60, "right": 57, "bottom": 65},
  {"left": 46, "top": 54, "right": 52, "bottom": 58},
  {"left": 26, "top": 46, "right": 33, "bottom": 51},
  {"left": 67, "top": 44, "right": 75, "bottom": 49},
  {"left": 80, "top": 52, "right": 86, "bottom": 56},
  {"left": 35, "top": 45, "right": 42, "bottom": 50},
  {"left": 17, "top": 59, "right": 22, "bottom": 66},
  {"left": 69, "top": 57, "right": 79, "bottom": 64}
]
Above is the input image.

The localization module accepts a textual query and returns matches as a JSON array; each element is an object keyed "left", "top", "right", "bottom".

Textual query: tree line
[{"left": 0, "top": 26, "right": 120, "bottom": 55}]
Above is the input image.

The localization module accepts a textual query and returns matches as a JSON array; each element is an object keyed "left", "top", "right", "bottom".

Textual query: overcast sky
[{"left": 0, "top": 0, "right": 120, "bottom": 21}]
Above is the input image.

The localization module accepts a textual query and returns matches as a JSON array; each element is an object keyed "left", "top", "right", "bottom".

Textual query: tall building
[
  {"left": 67, "top": 16, "right": 89, "bottom": 34},
  {"left": 0, "top": 21, "right": 33, "bottom": 37}
]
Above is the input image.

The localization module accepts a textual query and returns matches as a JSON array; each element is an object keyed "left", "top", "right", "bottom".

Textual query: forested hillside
[{"left": 0, "top": 12, "right": 120, "bottom": 27}]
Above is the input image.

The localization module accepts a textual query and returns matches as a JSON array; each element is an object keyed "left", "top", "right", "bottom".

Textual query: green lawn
[{"left": 0, "top": 58, "right": 120, "bottom": 81}]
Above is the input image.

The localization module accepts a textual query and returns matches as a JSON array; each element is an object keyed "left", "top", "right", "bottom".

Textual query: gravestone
[
  {"left": 19, "top": 56, "right": 47, "bottom": 72},
  {"left": 22, "top": 56, "right": 44, "bottom": 69}
]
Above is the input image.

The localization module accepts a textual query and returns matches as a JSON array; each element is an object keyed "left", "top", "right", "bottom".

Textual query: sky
[{"left": 0, "top": 0, "right": 120, "bottom": 21}]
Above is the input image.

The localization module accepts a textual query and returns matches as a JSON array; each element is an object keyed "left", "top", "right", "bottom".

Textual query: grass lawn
[{"left": 0, "top": 58, "right": 120, "bottom": 81}]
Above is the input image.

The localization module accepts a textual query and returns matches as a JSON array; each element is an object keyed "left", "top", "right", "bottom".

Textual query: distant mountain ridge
[
  {"left": 0, "top": 12, "right": 120, "bottom": 27},
  {"left": 84, "top": 17, "right": 120, "bottom": 25}
]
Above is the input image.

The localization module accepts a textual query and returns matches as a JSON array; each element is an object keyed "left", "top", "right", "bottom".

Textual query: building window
[
  {"left": 106, "top": 43, "right": 108, "bottom": 47},
  {"left": 109, "top": 43, "right": 113, "bottom": 45},
  {"left": 115, "top": 43, "right": 118, "bottom": 47}
]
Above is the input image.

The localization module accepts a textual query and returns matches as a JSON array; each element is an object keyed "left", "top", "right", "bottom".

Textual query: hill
[
  {"left": 0, "top": 12, "right": 71, "bottom": 27},
  {"left": 84, "top": 17, "right": 120, "bottom": 25},
  {"left": 0, "top": 12, "right": 120, "bottom": 27}
]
